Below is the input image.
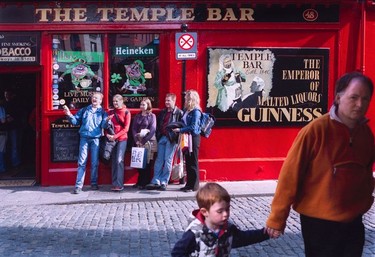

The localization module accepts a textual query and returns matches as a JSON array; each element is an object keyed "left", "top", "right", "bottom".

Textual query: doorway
[{"left": 0, "top": 72, "right": 39, "bottom": 183}]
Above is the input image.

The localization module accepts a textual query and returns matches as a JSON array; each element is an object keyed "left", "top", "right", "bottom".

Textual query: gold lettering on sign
[
  {"left": 97, "top": 8, "right": 112, "bottom": 21},
  {"left": 129, "top": 8, "right": 149, "bottom": 22},
  {"left": 35, "top": 8, "right": 52, "bottom": 22},
  {"left": 150, "top": 8, "right": 166, "bottom": 21},
  {"left": 35, "top": 7, "right": 252, "bottom": 23},
  {"left": 53, "top": 8, "right": 72, "bottom": 22},
  {"left": 166, "top": 8, "right": 180, "bottom": 21},
  {"left": 207, "top": 8, "right": 254, "bottom": 21},
  {"left": 73, "top": 8, "right": 87, "bottom": 22},
  {"left": 114, "top": 8, "right": 129, "bottom": 22},
  {"left": 240, "top": 8, "right": 254, "bottom": 21},
  {"left": 181, "top": 8, "right": 195, "bottom": 21},
  {"left": 222, "top": 8, "right": 237, "bottom": 21}
]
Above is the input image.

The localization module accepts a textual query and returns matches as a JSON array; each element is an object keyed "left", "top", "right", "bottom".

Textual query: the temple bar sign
[
  {"left": 0, "top": 4, "right": 339, "bottom": 24},
  {"left": 0, "top": 32, "right": 40, "bottom": 65}
]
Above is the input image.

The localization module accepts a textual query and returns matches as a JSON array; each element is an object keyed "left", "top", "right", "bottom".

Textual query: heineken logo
[{"left": 113, "top": 46, "right": 157, "bottom": 57}]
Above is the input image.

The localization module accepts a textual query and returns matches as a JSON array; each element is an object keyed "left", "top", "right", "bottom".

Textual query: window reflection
[
  {"left": 108, "top": 34, "right": 159, "bottom": 109},
  {"left": 51, "top": 34, "right": 104, "bottom": 110}
]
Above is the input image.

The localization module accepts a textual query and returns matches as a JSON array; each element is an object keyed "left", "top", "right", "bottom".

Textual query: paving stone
[{"left": 0, "top": 197, "right": 373, "bottom": 256}]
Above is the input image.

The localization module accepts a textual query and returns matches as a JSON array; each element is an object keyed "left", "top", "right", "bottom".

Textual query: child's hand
[{"left": 265, "top": 227, "right": 282, "bottom": 238}]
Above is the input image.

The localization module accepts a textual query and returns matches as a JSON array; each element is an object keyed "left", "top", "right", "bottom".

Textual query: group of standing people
[
  {"left": 64, "top": 89, "right": 203, "bottom": 194},
  {"left": 145, "top": 89, "right": 203, "bottom": 192}
]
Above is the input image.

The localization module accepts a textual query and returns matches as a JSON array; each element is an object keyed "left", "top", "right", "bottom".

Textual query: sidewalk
[{"left": 0, "top": 180, "right": 278, "bottom": 206}]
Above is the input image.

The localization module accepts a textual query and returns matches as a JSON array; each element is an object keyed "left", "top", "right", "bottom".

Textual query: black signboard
[
  {"left": 206, "top": 48, "right": 329, "bottom": 127},
  {"left": 0, "top": 32, "right": 40, "bottom": 65},
  {"left": 51, "top": 118, "right": 80, "bottom": 162}
]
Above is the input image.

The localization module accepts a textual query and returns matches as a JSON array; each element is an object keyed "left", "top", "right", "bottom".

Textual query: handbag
[
  {"left": 130, "top": 146, "right": 148, "bottom": 169},
  {"left": 171, "top": 147, "right": 184, "bottom": 181},
  {"left": 99, "top": 122, "right": 116, "bottom": 164},
  {"left": 149, "top": 137, "right": 158, "bottom": 153},
  {"left": 179, "top": 133, "right": 189, "bottom": 152}
]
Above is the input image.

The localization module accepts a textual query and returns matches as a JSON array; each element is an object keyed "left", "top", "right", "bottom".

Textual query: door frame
[{"left": 0, "top": 66, "right": 41, "bottom": 183}]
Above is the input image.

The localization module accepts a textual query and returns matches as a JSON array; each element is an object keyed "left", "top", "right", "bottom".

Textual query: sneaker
[
  {"left": 146, "top": 183, "right": 160, "bottom": 190},
  {"left": 73, "top": 187, "right": 82, "bottom": 194},
  {"left": 111, "top": 186, "right": 124, "bottom": 191},
  {"left": 91, "top": 184, "right": 99, "bottom": 190},
  {"left": 158, "top": 184, "right": 167, "bottom": 191}
]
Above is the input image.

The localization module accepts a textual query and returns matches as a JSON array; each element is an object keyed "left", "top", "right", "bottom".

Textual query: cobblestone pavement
[{"left": 0, "top": 196, "right": 373, "bottom": 257}]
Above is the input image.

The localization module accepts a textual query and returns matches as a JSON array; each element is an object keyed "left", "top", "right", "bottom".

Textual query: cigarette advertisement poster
[{"left": 206, "top": 48, "right": 329, "bottom": 127}]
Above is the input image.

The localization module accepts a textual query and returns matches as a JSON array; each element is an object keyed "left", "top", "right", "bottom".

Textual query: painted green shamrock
[{"left": 111, "top": 73, "right": 122, "bottom": 83}]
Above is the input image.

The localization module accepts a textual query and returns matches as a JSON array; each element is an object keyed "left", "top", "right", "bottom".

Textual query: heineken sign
[{"left": 113, "top": 46, "right": 157, "bottom": 57}]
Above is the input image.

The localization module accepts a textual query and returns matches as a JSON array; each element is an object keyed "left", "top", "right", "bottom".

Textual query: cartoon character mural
[
  {"left": 119, "top": 60, "right": 147, "bottom": 94},
  {"left": 58, "top": 58, "right": 103, "bottom": 90}
]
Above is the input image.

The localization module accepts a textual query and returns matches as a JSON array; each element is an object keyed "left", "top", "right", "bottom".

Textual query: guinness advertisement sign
[{"left": 206, "top": 48, "right": 329, "bottom": 127}]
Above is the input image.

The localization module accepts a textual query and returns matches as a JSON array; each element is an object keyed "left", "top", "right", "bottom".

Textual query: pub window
[
  {"left": 108, "top": 33, "right": 159, "bottom": 108},
  {"left": 51, "top": 34, "right": 104, "bottom": 110}
]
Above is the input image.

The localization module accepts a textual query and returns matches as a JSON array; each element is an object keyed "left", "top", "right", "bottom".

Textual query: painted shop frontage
[{"left": 1, "top": 0, "right": 375, "bottom": 186}]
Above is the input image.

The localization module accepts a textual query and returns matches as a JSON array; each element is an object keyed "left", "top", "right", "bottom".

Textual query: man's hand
[{"left": 62, "top": 105, "right": 71, "bottom": 116}]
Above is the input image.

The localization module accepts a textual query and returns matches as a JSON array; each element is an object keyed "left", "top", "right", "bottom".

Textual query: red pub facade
[{"left": 0, "top": 0, "right": 374, "bottom": 186}]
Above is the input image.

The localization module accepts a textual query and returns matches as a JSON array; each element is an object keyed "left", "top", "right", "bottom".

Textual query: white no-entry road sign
[{"left": 175, "top": 32, "right": 197, "bottom": 60}]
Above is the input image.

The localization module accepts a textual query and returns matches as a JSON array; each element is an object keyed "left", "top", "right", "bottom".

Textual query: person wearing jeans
[
  {"left": 64, "top": 92, "right": 108, "bottom": 194},
  {"left": 107, "top": 94, "right": 131, "bottom": 191},
  {"left": 146, "top": 93, "right": 183, "bottom": 191}
]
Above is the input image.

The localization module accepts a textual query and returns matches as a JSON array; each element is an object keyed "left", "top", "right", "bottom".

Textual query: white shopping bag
[{"left": 130, "top": 147, "right": 147, "bottom": 169}]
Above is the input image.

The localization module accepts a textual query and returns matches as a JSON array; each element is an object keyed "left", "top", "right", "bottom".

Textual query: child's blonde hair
[{"left": 196, "top": 183, "right": 231, "bottom": 210}]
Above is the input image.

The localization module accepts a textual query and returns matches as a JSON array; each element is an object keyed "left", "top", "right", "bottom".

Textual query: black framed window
[
  {"left": 108, "top": 33, "right": 159, "bottom": 108},
  {"left": 51, "top": 34, "right": 104, "bottom": 110}
]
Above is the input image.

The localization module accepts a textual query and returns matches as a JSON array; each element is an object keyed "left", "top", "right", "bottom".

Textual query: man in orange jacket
[{"left": 266, "top": 72, "right": 375, "bottom": 257}]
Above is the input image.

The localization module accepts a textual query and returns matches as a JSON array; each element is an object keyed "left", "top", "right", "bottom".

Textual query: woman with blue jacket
[{"left": 173, "top": 90, "right": 202, "bottom": 192}]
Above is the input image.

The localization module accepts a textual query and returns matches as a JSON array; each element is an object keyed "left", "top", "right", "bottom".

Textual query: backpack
[{"left": 200, "top": 111, "right": 215, "bottom": 138}]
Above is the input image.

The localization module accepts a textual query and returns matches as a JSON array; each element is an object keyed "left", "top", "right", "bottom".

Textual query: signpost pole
[
  {"left": 181, "top": 24, "right": 188, "bottom": 107},
  {"left": 182, "top": 59, "right": 186, "bottom": 107}
]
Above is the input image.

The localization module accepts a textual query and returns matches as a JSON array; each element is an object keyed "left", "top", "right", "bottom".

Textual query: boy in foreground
[{"left": 172, "top": 182, "right": 271, "bottom": 256}]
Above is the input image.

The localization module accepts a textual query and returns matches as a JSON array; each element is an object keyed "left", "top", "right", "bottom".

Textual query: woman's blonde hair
[{"left": 184, "top": 90, "right": 201, "bottom": 111}]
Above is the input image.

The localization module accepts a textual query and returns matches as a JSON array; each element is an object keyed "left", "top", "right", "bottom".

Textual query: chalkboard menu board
[{"left": 51, "top": 118, "right": 80, "bottom": 162}]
